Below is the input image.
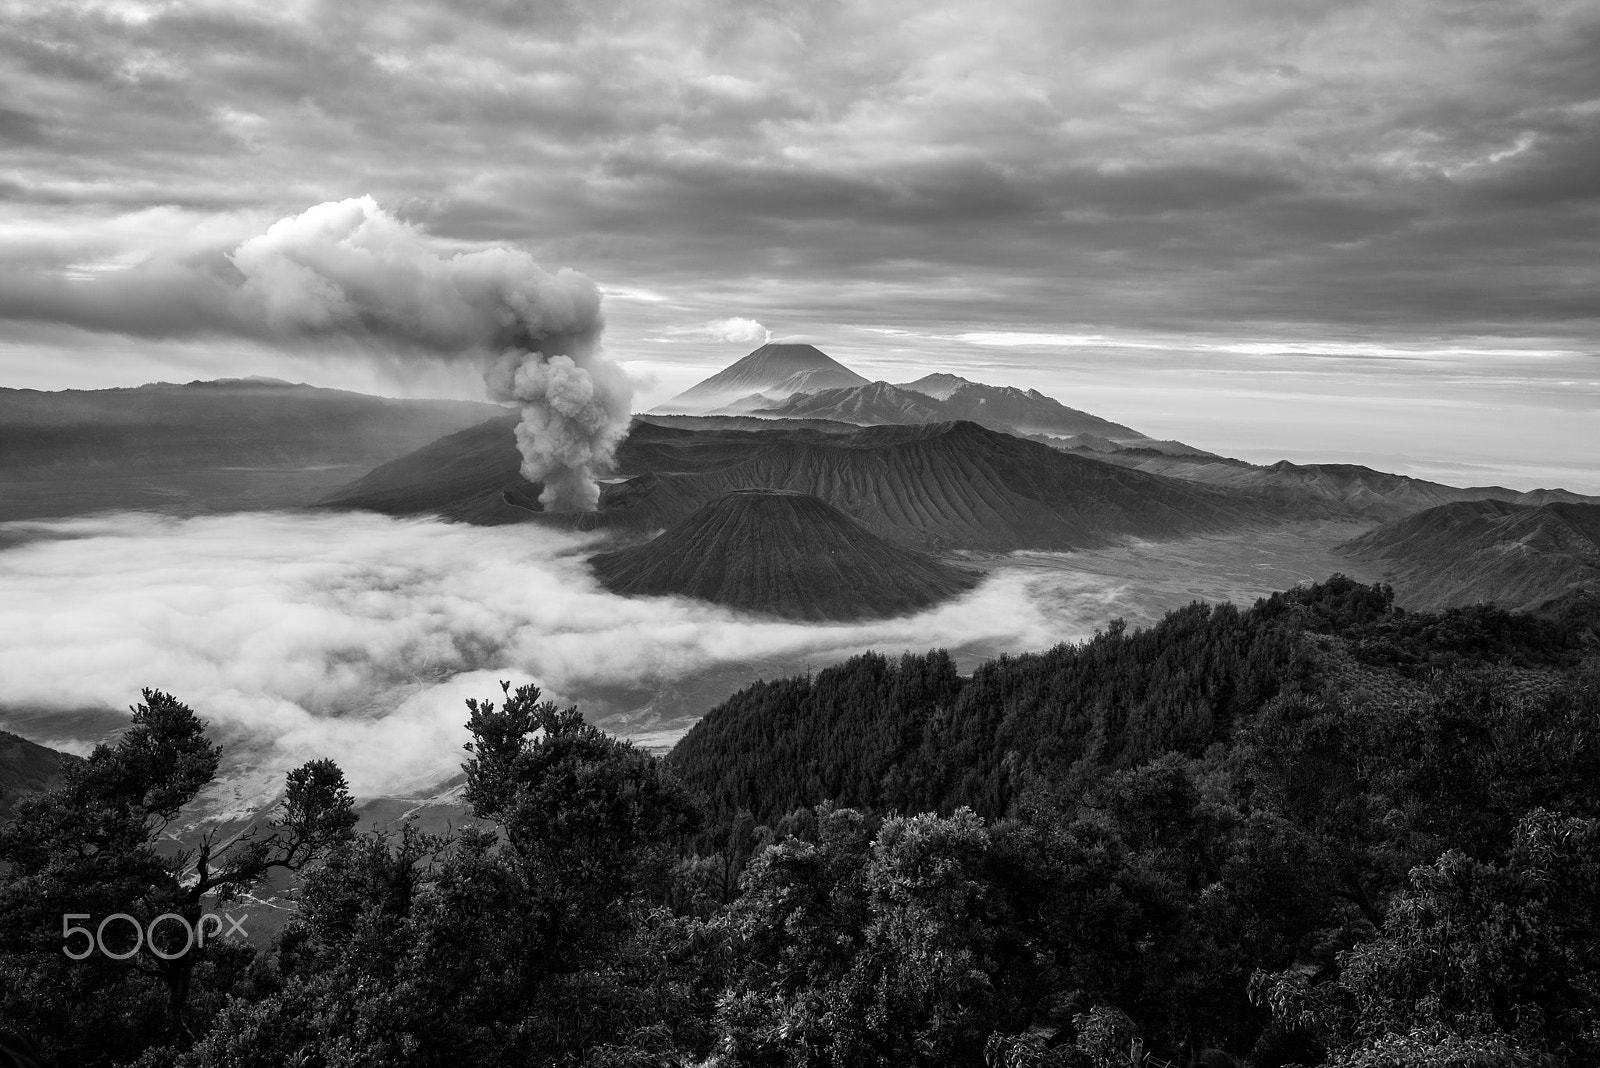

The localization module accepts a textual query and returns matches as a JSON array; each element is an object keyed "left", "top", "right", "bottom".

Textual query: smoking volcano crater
[
  {"left": 588, "top": 489, "right": 981, "bottom": 621},
  {"left": 323, "top": 416, "right": 1277, "bottom": 550}
]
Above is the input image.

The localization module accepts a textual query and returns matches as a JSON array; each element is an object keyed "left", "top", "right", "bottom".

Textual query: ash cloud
[
  {"left": 0, "top": 511, "right": 1114, "bottom": 800},
  {"left": 0, "top": 197, "right": 631, "bottom": 511}
]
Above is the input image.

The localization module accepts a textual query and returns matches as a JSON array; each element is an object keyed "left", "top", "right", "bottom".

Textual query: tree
[
  {"left": 1257, "top": 810, "right": 1600, "bottom": 1066},
  {"left": 715, "top": 806, "right": 1005, "bottom": 1067},
  {"left": 0, "top": 689, "right": 355, "bottom": 1062},
  {"left": 184, "top": 682, "right": 707, "bottom": 1068}
]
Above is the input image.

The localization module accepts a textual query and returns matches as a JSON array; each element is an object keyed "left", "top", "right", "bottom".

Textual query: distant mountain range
[
  {"left": 589, "top": 489, "right": 979, "bottom": 620},
  {"left": 658, "top": 346, "right": 1152, "bottom": 443},
  {"left": 1089, "top": 452, "right": 1598, "bottom": 521},
  {"left": 1041, "top": 434, "right": 1220, "bottom": 459},
  {"left": 0, "top": 379, "right": 500, "bottom": 475},
  {"left": 657, "top": 343, "right": 869, "bottom": 413},
  {"left": 316, "top": 413, "right": 544, "bottom": 524},
  {"left": 0, "top": 379, "right": 502, "bottom": 521},
  {"left": 905, "top": 376, "right": 1145, "bottom": 439},
  {"left": 1339, "top": 500, "right": 1600, "bottom": 609},
  {"left": 896, "top": 373, "right": 971, "bottom": 400},
  {"left": 750, "top": 381, "right": 950, "bottom": 425},
  {"left": 749, "top": 378, "right": 1147, "bottom": 440}
]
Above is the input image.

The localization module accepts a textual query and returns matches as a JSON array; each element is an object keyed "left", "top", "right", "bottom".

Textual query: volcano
[
  {"left": 589, "top": 490, "right": 979, "bottom": 620},
  {"left": 596, "top": 420, "right": 1277, "bottom": 551},
  {"left": 321, "top": 416, "right": 1279, "bottom": 550},
  {"left": 657, "top": 343, "right": 869, "bottom": 413}
]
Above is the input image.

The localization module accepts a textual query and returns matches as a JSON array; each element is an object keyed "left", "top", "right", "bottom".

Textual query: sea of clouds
[{"left": 0, "top": 511, "right": 1124, "bottom": 801}]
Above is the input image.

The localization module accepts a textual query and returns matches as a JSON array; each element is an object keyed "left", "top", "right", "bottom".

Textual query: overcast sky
[{"left": 1, "top": 0, "right": 1596, "bottom": 487}]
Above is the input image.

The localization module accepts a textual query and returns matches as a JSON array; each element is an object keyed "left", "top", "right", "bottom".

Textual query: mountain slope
[
  {"left": 0, "top": 379, "right": 500, "bottom": 476},
  {"left": 0, "top": 731, "right": 76, "bottom": 819},
  {"left": 717, "top": 392, "right": 782, "bottom": 414},
  {"left": 597, "top": 420, "right": 1277, "bottom": 551},
  {"left": 753, "top": 381, "right": 951, "bottom": 424},
  {"left": 324, "top": 417, "right": 1279, "bottom": 551},
  {"left": 1092, "top": 453, "right": 1599, "bottom": 520},
  {"left": 1338, "top": 500, "right": 1600, "bottom": 609},
  {"left": 317, "top": 416, "right": 841, "bottom": 523},
  {"left": 1045, "top": 434, "right": 1219, "bottom": 459},
  {"left": 0, "top": 379, "right": 504, "bottom": 521},
  {"left": 657, "top": 343, "right": 868, "bottom": 413},
  {"left": 665, "top": 575, "right": 1595, "bottom": 828},
  {"left": 589, "top": 490, "right": 979, "bottom": 620},
  {"left": 754, "top": 378, "right": 1148, "bottom": 439},
  {"left": 938, "top": 382, "right": 1145, "bottom": 438},
  {"left": 316, "top": 413, "right": 542, "bottom": 524},
  {"left": 899, "top": 373, "right": 1147, "bottom": 437},
  {"left": 769, "top": 367, "right": 864, "bottom": 396},
  {"left": 895, "top": 372, "right": 973, "bottom": 400}
]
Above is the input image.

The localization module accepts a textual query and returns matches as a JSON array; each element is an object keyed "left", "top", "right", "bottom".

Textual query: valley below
[
  {"left": 0, "top": 506, "right": 1384, "bottom": 837},
  {"left": 588, "top": 520, "right": 1389, "bottom": 743},
  {"left": 0, "top": 464, "right": 370, "bottom": 522},
  {"left": 979, "top": 519, "right": 1386, "bottom": 629}
]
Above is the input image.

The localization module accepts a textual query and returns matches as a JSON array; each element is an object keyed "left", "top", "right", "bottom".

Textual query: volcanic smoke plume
[
  {"left": 483, "top": 345, "right": 632, "bottom": 512},
  {"left": 233, "top": 199, "right": 631, "bottom": 511},
  {"left": 0, "top": 196, "right": 633, "bottom": 511}
]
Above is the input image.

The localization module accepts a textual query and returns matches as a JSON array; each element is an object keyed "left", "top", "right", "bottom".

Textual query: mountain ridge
[
  {"left": 1338, "top": 499, "right": 1600, "bottom": 609},
  {"left": 747, "top": 377, "right": 1148, "bottom": 440},
  {"left": 751, "top": 381, "right": 950, "bottom": 425},
  {"left": 0, "top": 730, "right": 76, "bottom": 819},
  {"left": 1089, "top": 451, "right": 1599, "bottom": 520},
  {"left": 322, "top": 415, "right": 1282, "bottom": 551},
  {"left": 0, "top": 379, "right": 505, "bottom": 521}
]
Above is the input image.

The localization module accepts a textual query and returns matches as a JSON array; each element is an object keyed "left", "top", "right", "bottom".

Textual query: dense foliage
[
  {"left": 667, "top": 577, "right": 1587, "bottom": 826},
  {"left": 2, "top": 576, "right": 1597, "bottom": 1066}
]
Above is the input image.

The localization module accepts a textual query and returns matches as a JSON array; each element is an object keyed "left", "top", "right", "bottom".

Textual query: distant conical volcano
[
  {"left": 589, "top": 489, "right": 979, "bottom": 620},
  {"left": 656, "top": 343, "right": 868, "bottom": 413}
]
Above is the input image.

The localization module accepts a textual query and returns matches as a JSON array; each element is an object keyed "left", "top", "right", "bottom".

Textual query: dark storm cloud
[{"left": 1, "top": 0, "right": 1597, "bottom": 354}]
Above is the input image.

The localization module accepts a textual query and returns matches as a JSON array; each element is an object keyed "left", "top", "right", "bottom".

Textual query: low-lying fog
[{"left": 1, "top": 511, "right": 1140, "bottom": 809}]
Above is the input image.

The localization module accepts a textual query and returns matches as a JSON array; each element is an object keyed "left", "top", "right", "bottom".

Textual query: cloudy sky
[{"left": 1, "top": 0, "right": 1596, "bottom": 486}]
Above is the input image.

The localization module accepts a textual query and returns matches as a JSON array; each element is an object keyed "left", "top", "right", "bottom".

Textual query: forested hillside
[
  {"left": 668, "top": 575, "right": 1590, "bottom": 822},
  {"left": 3, "top": 577, "right": 1597, "bottom": 1067}
]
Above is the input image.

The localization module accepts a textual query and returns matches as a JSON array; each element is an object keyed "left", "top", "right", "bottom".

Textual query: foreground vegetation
[{"left": 1, "top": 577, "right": 1597, "bottom": 1066}]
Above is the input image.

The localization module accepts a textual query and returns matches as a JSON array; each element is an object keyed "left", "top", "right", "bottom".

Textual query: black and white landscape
[{"left": 1, "top": 2, "right": 1598, "bottom": 1066}]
